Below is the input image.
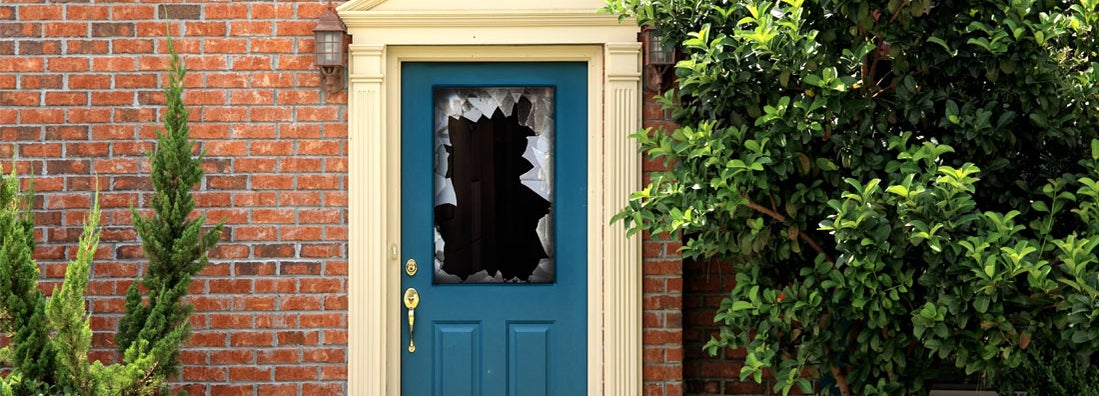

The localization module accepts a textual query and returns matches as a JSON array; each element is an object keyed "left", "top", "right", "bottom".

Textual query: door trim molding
[{"left": 343, "top": 25, "right": 641, "bottom": 396}]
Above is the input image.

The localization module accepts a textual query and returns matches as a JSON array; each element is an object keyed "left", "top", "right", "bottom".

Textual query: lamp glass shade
[
  {"left": 647, "top": 33, "right": 673, "bottom": 65},
  {"left": 315, "top": 30, "right": 343, "bottom": 66}
]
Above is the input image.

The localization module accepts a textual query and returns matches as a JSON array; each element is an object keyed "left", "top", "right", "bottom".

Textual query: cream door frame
[{"left": 339, "top": 3, "right": 641, "bottom": 395}]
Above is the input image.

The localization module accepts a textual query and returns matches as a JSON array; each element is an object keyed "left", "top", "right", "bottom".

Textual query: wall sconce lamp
[
  {"left": 642, "top": 26, "right": 675, "bottom": 93},
  {"left": 313, "top": 2, "right": 347, "bottom": 94}
]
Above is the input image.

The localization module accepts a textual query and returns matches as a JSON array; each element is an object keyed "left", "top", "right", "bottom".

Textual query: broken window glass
[{"left": 433, "top": 87, "right": 555, "bottom": 284}]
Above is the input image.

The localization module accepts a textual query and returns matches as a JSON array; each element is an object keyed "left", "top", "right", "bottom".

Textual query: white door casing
[{"left": 338, "top": 1, "right": 642, "bottom": 395}]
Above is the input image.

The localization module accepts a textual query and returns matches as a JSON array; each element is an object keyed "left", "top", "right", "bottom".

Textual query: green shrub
[
  {"left": 606, "top": 0, "right": 1099, "bottom": 394},
  {"left": 0, "top": 36, "right": 221, "bottom": 396}
]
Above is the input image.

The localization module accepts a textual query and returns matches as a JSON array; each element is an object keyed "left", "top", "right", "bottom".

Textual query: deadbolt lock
[{"left": 405, "top": 259, "right": 418, "bottom": 276}]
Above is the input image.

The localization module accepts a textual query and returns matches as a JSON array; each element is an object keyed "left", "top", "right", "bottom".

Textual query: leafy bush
[
  {"left": 606, "top": 0, "right": 1099, "bottom": 394},
  {"left": 0, "top": 38, "right": 221, "bottom": 395}
]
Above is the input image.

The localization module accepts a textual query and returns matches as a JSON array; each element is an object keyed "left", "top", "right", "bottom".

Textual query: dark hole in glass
[{"left": 433, "top": 88, "right": 555, "bottom": 284}]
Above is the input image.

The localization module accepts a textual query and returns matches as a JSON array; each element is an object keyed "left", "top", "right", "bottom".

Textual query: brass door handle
[{"left": 403, "top": 288, "right": 420, "bottom": 352}]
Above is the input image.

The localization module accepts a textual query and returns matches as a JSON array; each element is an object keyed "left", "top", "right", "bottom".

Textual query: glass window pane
[{"left": 433, "top": 87, "right": 555, "bottom": 284}]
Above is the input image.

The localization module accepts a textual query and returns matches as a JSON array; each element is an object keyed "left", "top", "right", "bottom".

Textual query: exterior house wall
[
  {"left": 1, "top": 1, "right": 707, "bottom": 395},
  {"left": 1, "top": 2, "right": 349, "bottom": 394}
]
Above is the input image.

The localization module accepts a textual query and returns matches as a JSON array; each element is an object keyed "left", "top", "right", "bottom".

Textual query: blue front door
[{"left": 400, "top": 62, "right": 588, "bottom": 396}]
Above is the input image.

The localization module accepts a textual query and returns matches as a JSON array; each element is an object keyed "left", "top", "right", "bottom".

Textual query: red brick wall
[
  {"left": 641, "top": 84, "right": 686, "bottom": 396},
  {"left": 1, "top": 1, "right": 348, "bottom": 394},
  {"left": 683, "top": 258, "right": 771, "bottom": 395}
]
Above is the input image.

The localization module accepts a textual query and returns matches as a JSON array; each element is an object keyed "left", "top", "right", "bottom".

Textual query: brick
[
  {"left": 90, "top": 22, "right": 135, "bottom": 37},
  {"left": 0, "top": 6, "right": 12, "bottom": 20},
  {"left": 208, "top": 279, "right": 253, "bottom": 294},
  {"left": 252, "top": 4, "right": 294, "bottom": 19},
  {"left": 255, "top": 313, "right": 298, "bottom": 328},
  {"left": 0, "top": 91, "right": 40, "bottom": 106},
  {"left": 275, "top": 366, "right": 316, "bottom": 381},
  {"left": 230, "top": 55, "right": 272, "bottom": 70},
  {"left": 21, "top": 109, "right": 64, "bottom": 124},
  {"left": 303, "top": 347, "right": 345, "bottom": 363},
  {"left": 298, "top": 140, "right": 340, "bottom": 155},
  {"left": 299, "top": 209, "right": 339, "bottom": 223},
  {"left": 203, "top": 107, "right": 247, "bottom": 122},
  {"left": 229, "top": 331, "right": 275, "bottom": 347},
  {"left": 281, "top": 192, "right": 321, "bottom": 206},
  {"left": 252, "top": 38, "right": 295, "bottom": 53},
  {"left": 92, "top": 56, "right": 136, "bottom": 72},
  {"left": 0, "top": 23, "right": 41, "bottom": 38},
  {"left": 114, "top": 73, "right": 158, "bottom": 88},
  {"left": 250, "top": 107, "right": 292, "bottom": 122},
  {"left": 112, "top": 39, "right": 154, "bottom": 53},
  {"left": 68, "top": 74, "right": 111, "bottom": 89},
  {"left": 297, "top": 107, "right": 339, "bottom": 122},
  {"left": 297, "top": 175, "right": 340, "bottom": 190},
  {"left": 320, "top": 365, "right": 347, "bottom": 380},
  {"left": 205, "top": 38, "right": 248, "bottom": 54},
  {"left": 135, "top": 21, "right": 181, "bottom": 37},
  {"left": 44, "top": 126, "right": 88, "bottom": 140},
  {"left": 158, "top": 4, "right": 201, "bottom": 20},
  {"left": 206, "top": 72, "right": 249, "bottom": 88},
  {"left": 18, "top": 40, "right": 60, "bottom": 55},
  {"left": 301, "top": 383, "right": 342, "bottom": 395},
  {"left": 44, "top": 92, "right": 86, "bottom": 106},
  {"left": 183, "top": 90, "right": 226, "bottom": 105},
  {"left": 18, "top": 143, "right": 60, "bottom": 157},
  {"left": 233, "top": 192, "right": 277, "bottom": 207},
  {"left": 184, "top": 21, "right": 225, "bottom": 36},
  {"left": 66, "top": 5, "right": 109, "bottom": 20},
  {"left": 113, "top": 5, "right": 156, "bottom": 20},
  {"left": 251, "top": 141, "right": 293, "bottom": 156},
  {"left": 229, "top": 89, "right": 275, "bottom": 105},
  {"left": 205, "top": 4, "right": 248, "bottom": 19},
  {"left": 237, "top": 296, "right": 277, "bottom": 311},
  {"left": 22, "top": 5, "right": 63, "bottom": 20},
  {"left": 229, "top": 21, "right": 272, "bottom": 36},
  {"left": 90, "top": 91, "right": 133, "bottom": 106},
  {"left": 183, "top": 366, "right": 227, "bottom": 382},
  {"left": 64, "top": 39, "right": 110, "bottom": 54},
  {"left": 299, "top": 278, "right": 340, "bottom": 294},
  {"left": 252, "top": 175, "right": 293, "bottom": 190},
  {"left": 47, "top": 57, "right": 89, "bottom": 72},
  {"left": 275, "top": 21, "right": 314, "bottom": 36},
  {"left": 209, "top": 313, "right": 253, "bottom": 329},
  {"left": 276, "top": 55, "right": 313, "bottom": 71},
  {"left": 256, "top": 384, "right": 297, "bottom": 396},
  {"left": 206, "top": 176, "right": 247, "bottom": 190},
  {"left": 251, "top": 72, "right": 294, "bottom": 88},
  {"left": 210, "top": 384, "right": 252, "bottom": 396},
  {"left": 257, "top": 349, "right": 299, "bottom": 364}
]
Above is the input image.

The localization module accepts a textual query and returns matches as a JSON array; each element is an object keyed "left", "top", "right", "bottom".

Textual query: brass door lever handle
[{"left": 403, "top": 288, "right": 420, "bottom": 352}]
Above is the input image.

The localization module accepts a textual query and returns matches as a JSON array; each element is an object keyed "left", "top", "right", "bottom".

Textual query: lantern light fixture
[
  {"left": 313, "top": 2, "right": 347, "bottom": 94},
  {"left": 641, "top": 26, "right": 675, "bottom": 93}
]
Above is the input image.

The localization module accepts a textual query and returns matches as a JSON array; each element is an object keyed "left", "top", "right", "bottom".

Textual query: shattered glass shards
[{"left": 432, "top": 87, "right": 555, "bottom": 284}]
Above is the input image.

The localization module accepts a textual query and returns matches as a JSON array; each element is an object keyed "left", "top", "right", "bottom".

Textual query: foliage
[
  {"left": 1007, "top": 353, "right": 1099, "bottom": 395},
  {"left": 0, "top": 167, "right": 58, "bottom": 393},
  {"left": 606, "top": 0, "right": 1099, "bottom": 394},
  {"left": 1, "top": 36, "right": 220, "bottom": 395},
  {"left": 113, "top": 36, "right": 224, "bottom": 394}
]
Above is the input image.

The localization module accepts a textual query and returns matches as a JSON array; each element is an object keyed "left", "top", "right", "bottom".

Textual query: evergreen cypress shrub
[
  {"left": 0, "top": 37, "right": 221, "bottom": 395},
  {"left": 112, "top": 36, "right": 224, "bottom": 394}
]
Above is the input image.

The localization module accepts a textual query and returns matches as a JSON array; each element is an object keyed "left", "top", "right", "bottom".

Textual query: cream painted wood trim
[
  {"left": 604, "top": 42, "right": 643, "bottom": 396},
  {"left": 346, "top": 44, "right": 393, "bottom": 396},
  {"left": 338, "top": 10, "right": 624, "bottom": 27},
  {"left": 342, "top": 8, "right": 641, "bottom": 396},
  {"left": 335, "top": 0, "right": 385, "bottom": 13}
]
